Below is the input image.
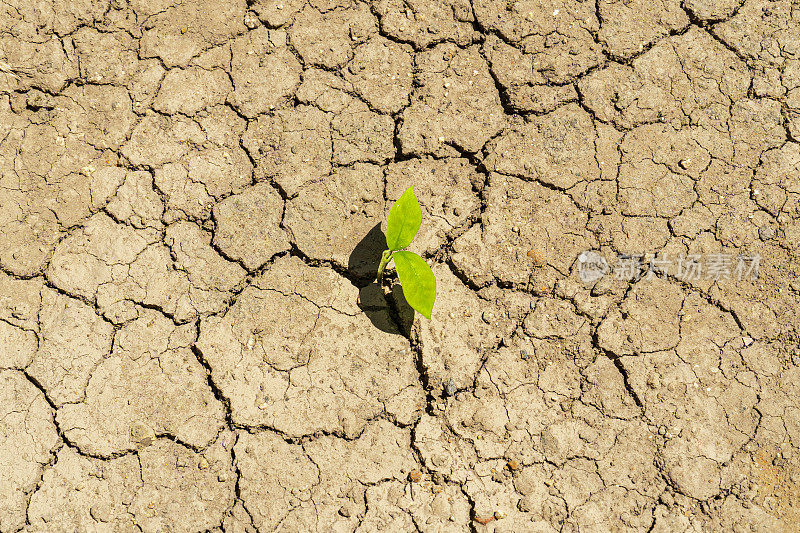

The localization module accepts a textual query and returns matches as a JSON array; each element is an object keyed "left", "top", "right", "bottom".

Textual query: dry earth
[{"left": 1, "top": 0, "right": 799, "bottom": 531}]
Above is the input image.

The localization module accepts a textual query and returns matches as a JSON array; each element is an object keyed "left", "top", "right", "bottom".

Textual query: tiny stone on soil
[{"left": 444, "top": 378, "right": 456, "bottom": 397}]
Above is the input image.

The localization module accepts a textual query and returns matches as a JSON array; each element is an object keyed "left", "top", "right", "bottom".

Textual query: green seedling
[{"left": 377, "top": 187, "right": 436, "bottom": 319}]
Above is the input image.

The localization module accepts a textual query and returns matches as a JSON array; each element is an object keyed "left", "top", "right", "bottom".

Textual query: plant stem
[{"left": 376, "top": 250, "right": 392, "bottom": 285}]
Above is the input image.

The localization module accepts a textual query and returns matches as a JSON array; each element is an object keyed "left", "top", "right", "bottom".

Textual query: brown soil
[{"left": 1, "top": 0, "right": 799, "bottom": 531}]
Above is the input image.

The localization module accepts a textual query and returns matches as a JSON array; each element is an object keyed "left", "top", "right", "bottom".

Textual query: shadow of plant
[
  {"left": 348, "top": 222, "right": 384, "bottom": 279},
  {"left": 351, "top": 224, "right": 414, "bottom": 336},
  {"left": 389, "top": 283, "right": 414, "bottom": 336}
]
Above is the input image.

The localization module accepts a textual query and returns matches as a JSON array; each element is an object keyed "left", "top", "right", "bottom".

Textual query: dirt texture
[{"left": 0, "top": 0, "right": 799, "bottom": 531}]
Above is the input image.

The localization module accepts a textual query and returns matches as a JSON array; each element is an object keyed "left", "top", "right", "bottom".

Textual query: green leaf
[
  {"left": 393, "top": 251, "right": 436, "bottom": 319},
  {"left": 386, "top": 186, "right": 422, "bottom": 251}
]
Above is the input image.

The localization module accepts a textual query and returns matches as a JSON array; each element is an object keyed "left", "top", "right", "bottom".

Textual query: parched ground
[{"left": 1, "top": 0, "right": 799, "bottom": 531}]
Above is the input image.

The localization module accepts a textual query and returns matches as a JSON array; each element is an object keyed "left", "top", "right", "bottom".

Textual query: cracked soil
[{"left": 1, "top": 0, "right": 800, "bottom": 531}]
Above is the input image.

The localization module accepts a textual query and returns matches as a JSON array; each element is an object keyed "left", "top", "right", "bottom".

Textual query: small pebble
[
  {"left": 244, "top": 11, "right": 259, "bottom": 28},
  {"left": 444, "top": 378, "right": 456, "bottom": 397},
  {"left": 90, "top": 503, "right": 111, "bottom": 522},
  {"left": 758, "top": 225, "right": 775, "bottom": 241},
  {"left": 408, "top": 470, "right": 423, "bottom": 482}
]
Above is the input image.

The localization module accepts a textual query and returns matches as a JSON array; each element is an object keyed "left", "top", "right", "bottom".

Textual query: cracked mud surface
[{"left": 0, "top": 0, "right": 799, "bottom": 531}]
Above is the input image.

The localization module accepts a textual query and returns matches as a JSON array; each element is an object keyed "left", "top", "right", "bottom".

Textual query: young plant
[{"left": 377, "top": 187, "right": 437, "bottom": 319}]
